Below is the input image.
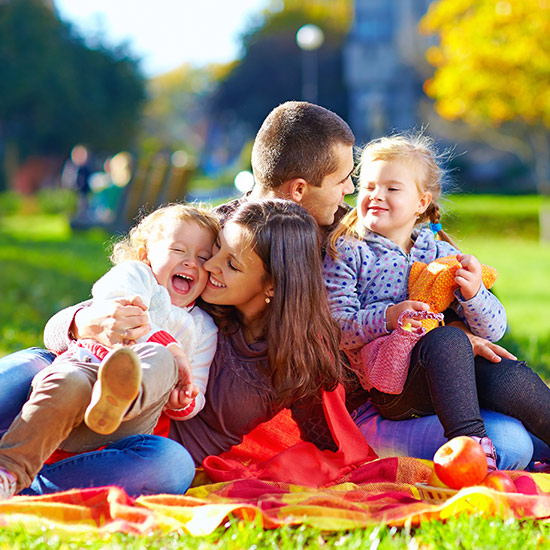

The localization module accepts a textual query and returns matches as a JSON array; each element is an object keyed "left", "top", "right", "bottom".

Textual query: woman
[{"left": 0, "top": 200, "right": 345, "bottom": 496}]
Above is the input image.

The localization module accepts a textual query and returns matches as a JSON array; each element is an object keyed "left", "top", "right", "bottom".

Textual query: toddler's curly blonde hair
[{"left": 111, "top": 203, "right": 220, "bottom": 265}]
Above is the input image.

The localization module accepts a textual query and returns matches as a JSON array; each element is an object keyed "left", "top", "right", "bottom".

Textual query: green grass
[
  {"left": 2, "top": 515, "right": 550, "bottom": 549},
  {"left": 0, "top": 214, "right": 112, "bottom": 355},
  {"left": 1, "top": 193, "right": 550, "bottom": 548}
]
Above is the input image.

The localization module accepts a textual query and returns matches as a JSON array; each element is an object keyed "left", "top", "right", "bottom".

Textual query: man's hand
[
  {"left": 385, "top": 300, "right": 430, "bottom": 331},
  {"left": 455, "top": 254, "right": 482, "bottom": 301},
  {"left": 448, "top": 320, "right": 517, "bottom": 363},
  {"left": 467, "top": 334, "right": 517, "bottom": 363},
  {"left": 72, "top": 296, "right": 150, "bottom": 347},
  {"left": 166, "top": 343, "right": 198, "bottom": 410}
]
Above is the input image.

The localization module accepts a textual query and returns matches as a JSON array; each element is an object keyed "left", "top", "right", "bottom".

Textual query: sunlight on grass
[{"left": 454, "top": 236, "right": 550, "bottom": 339}]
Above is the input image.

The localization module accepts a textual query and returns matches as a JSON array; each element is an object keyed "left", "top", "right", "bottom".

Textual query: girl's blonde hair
[
  {"left": 110, "top": 203, "right": 220, "bottom": 265},
  {"left": 329, "top": 132, "right": 455, "bottom": 255}
]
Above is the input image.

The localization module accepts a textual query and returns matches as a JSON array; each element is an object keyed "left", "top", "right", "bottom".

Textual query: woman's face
[{"left": 201, "top": 221, "right": 272, "bottom": 322}]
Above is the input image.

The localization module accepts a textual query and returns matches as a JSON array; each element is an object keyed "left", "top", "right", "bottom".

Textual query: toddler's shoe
[
  {"left": 471, "top": 435, "right": 498, "bottom": 471},
  {"left": 0, "top": 469, "right": 16, "bottom": 500},
  {"left": 85, "top": 347, "right": 142, "bottom": 435}
]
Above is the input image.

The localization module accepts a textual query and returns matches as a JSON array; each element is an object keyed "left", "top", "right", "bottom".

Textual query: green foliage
[
  {"left": 419, "top": 1, "right": 550, "bottom": 195},
  {"left": 0, "top": 0, "right": 146, "bottom": 165},
  {"left": 441, "top": 194, "right": 542, "bottom": 240},
  {"left": 211, "top": 6, "right": 350, "bottom": 136}
]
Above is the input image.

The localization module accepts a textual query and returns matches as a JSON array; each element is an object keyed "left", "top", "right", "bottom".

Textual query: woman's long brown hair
[{"left": 206, "top": 199, "right": 344, "bottom": 405}]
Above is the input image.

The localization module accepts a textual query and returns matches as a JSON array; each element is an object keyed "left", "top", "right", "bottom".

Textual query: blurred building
[{"left": 345, "top": 0, "right": 433, "bottom": 144}]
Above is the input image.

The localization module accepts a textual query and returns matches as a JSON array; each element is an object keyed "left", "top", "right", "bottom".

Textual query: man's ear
[{"left": 287, "top": 178, "right": 309, "bottom": 204}]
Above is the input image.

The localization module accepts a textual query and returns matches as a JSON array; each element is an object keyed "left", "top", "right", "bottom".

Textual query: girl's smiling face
[
  {"left": 201, "top": 221, "right": 273, "bottom": 322},
  {"left": 357, "top": 159, "right": 431, "bottom": 250},
  {"left": 140, "top": 220, "right": 215, "bottom": 308}
]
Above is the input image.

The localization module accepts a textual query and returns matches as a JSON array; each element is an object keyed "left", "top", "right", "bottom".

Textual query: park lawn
[
  {"left": 2, "top": 515, "right": 550, "bottom": 549},
  {"left": 0, "top": 214, "right": 111, "bottom": 355}
]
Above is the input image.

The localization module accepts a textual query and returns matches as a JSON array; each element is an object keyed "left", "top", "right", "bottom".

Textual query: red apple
[
  {"left": 428, "top": 468, "right": 450, "bottom": 488},
  {"left": 480, "top": 471, "right": 517, "bottom": 493},
  {"left": 433, "top": 436, "right": 488, "bottom": 490}
]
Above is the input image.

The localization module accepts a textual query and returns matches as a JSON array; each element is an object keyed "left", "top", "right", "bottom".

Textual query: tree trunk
[
  {"left": 528, "top": 127, "right": 550, "bottom": 243},
  {"left": 3, "top": 139, "right": 19, "bottom": 192}
]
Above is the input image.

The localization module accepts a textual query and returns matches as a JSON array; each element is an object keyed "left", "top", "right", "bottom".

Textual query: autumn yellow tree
[{"left": 420, "top": 0, "right": 550, "bottom": 237}]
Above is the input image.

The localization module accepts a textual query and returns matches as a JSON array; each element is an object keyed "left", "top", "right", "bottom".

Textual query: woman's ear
[
  {"left": 264, "top": 282, "right": 275, "bottom": 301},
  {"left": 137, "top": 246, "right": 150, "bottom": 264}
]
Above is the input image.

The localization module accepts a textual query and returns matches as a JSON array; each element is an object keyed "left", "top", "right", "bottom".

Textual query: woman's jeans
[{"left": 0, "top": 348, "right": 195, "bottom": 496}]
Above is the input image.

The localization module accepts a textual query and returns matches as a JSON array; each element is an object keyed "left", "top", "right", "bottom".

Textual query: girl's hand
[
  {"left": 455, "top": 254, "right": 482, "bottom": 300},
  {"left": 385, "top": 300, "right": 430, "bottom": 331},
  {"left": 73, "top": 296, "right": 150, "bottom": 346},
  {"left": 166, "top": 343, "right": 198, "bottom": 409}
]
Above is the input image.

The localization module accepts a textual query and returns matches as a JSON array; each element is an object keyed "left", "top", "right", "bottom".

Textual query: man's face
[{"left": 299, "top": 142, "right": 355, "bottom": 226}]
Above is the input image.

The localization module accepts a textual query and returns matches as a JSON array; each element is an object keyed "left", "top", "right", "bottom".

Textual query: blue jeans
[
  {"left": 0, "top": 348, "right": 196, "bottom": 496},
  {"left": 0, "top": 348, "right": 56, "bottom": 432},
  {"left": 21, "top": 434, "right": 195, "bottom": 497},
  {"left": 353, "top": 401, "right": 545, "bottom": 470}
]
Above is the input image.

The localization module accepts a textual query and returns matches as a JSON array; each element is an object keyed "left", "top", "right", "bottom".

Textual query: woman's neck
[{"left": 241, "top": 314, "right": 266, "bottom": 344}]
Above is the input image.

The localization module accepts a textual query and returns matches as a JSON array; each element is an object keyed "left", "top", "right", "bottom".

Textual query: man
[{"left": 216, "top": 101, "right": 355, "bottom": 237}]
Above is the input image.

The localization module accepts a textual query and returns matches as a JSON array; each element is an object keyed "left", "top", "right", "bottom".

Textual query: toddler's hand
[
  {"left": 166, "top": 343, "right": 196, "bottom": 409},
  {"left": 455, "top": 254, "right": 482, "bottom": 300},
  {"left": 385, "top": 300, "right": 430, "bottom": 331}
]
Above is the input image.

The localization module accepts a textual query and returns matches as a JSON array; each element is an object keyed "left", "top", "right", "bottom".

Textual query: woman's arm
[{"left": 43, "top": 296, "right": 150, "bottom": 352}]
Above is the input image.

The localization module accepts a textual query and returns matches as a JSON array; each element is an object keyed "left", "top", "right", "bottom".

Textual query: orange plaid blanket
[{"left": 2, "top": 461, "right": 550, "bottom": 536}]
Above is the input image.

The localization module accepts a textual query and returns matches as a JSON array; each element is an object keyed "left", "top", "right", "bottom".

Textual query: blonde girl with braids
[{"left": 324, "top": 132, "right": 541, "bottom": 471}]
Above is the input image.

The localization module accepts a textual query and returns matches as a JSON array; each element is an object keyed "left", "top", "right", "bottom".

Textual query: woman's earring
[{"left": 265, "top": 297, "right": 271, "bottom": 304}]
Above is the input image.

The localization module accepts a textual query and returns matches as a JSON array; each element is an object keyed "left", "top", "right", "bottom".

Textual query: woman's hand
[
  {"left": 166, "top": 343, "right": 198, "bottom": 410},
  {"left": 455, "top": 254, "right": 482, "bottom": 300},
  {"left": 72, "top": 296, "right": 150, "bottom": 347}
]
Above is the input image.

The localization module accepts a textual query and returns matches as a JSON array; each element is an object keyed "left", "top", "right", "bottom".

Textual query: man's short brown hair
[{"left": 251, "top": 101, "right": 355, "bottom": 190}]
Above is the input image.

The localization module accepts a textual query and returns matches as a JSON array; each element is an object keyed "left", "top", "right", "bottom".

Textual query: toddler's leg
[
  {"left": 67, "top": 343, "right": 178, "bottom": 448},
  {"left": 0, "top": 348, "right": 55, "bottom": 432},
  {"left": 0, "top": 360, "right": 96, "bottom": 493},
  {"left": 370, "top": 325, "right": 487, "bottom": 439},
  {"left": 121, "top": 342, "right": 179, "bottom": 423},
  {"left": 85, "top": 347, "right": 142, "bottom": 435}
]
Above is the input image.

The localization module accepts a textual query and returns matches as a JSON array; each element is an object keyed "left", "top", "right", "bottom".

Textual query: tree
[
  {"left": 0, "top": 0, "right": 145, "bottom": 189},
  {"left": 420, "top": 0, "right": 550, "bottom": 238},
  {"left": 206, "top": 1, "right": 352, "bottom": 171}
]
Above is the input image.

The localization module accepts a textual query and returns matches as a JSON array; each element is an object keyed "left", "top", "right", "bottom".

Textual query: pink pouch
[{"left": 358, "top": 310, "right": 444, "bottom": 394}]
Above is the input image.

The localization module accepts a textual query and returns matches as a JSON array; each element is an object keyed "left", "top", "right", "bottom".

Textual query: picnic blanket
[
  {"left": 3, "top": 458, "right": 550, "bottom": 537},
  {"left": 2, "top": 386, "right": 550, "bottom": 536}
]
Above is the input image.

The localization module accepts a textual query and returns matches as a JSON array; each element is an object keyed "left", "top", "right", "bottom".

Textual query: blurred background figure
[{"left": 62, "top": 145, "right": 92, "bottom": 216}]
